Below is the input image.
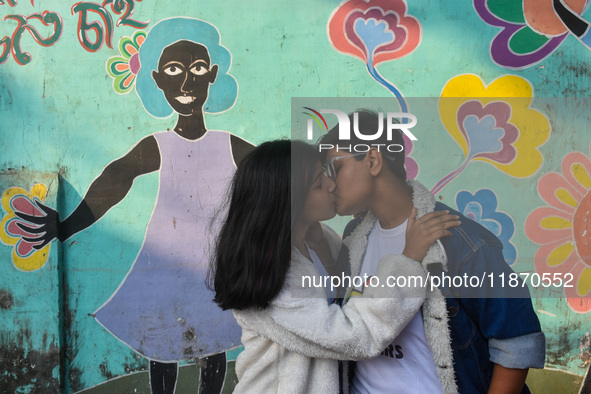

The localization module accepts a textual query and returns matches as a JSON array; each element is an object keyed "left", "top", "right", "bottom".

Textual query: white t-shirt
[{"left": 350, "top": 219, "right": 444, "bottom": 394}]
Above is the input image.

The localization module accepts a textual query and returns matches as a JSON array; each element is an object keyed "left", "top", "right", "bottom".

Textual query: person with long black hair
[{"left": 210, "top": 140, "right": 460, "bottom": 393}]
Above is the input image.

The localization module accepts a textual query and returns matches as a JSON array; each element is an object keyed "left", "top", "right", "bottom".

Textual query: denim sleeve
[
  {"left": 489, "top": 332, "right": 546, "bottom": 368},
  {"left": 456, "top": 244, "right": 545, "bottom": 357}
]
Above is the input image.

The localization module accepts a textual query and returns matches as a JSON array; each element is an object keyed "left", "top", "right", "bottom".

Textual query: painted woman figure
[{"left": 16, "top": 18, "right": 253, "bottom": 394}]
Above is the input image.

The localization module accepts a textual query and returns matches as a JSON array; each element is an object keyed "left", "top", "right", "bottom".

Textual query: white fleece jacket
[{"left": 232, "top": 225, "right": 429, "bottom": 394}]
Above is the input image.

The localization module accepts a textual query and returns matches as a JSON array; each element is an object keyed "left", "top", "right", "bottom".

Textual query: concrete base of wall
[
  {"left": 77, "top": 361, "right": 238, "bottom": 394},
  {"left": 526, "top": 367, "right": 587, "bottom": 394},
  {"left": 77, "top": 363, "right": 590, "bottom": 393}
]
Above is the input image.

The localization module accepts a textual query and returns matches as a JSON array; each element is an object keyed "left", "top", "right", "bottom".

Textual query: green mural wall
[{"left": 1, "top": 0, "right": 591, "bottom": 392}]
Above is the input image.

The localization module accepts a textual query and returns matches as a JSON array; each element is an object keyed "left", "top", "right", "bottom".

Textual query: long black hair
[{"left": 210, "top": 140, "right": 319, "bottom": 310}]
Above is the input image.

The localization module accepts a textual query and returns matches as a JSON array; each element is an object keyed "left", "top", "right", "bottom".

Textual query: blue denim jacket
[
  {"left": 432, "top": 202, "right": 545, "bottom": 393},
  {"left": 340, "top": 202, "right": 545, "bottom": 393}
]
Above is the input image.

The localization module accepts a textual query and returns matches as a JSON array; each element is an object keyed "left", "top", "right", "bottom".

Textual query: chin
[
  {"left": 324, "top": 211, "right": 337, "bottom": 221},
  {"left": 335, "top": 205, "right": 349, "bottom": 217},
  {"left": 175, "top": 108, "right": 200, "bottom": 116},
  {"left": 338, "top": 205, "right": 362, "bottom": 217}
]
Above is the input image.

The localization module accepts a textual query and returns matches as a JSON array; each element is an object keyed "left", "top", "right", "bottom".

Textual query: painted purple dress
[{"left": 95, "top": 130, "right": 242, "bottom": 362}]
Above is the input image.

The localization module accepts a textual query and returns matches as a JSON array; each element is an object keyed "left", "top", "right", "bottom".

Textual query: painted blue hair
[{"left": 136, "top": 17, "right": 237, "bottom": 117}]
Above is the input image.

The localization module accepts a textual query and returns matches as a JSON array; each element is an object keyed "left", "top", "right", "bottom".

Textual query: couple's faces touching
[
  {"left": 152, "top": 40, "right": 219, "bottom": 116},
  {"left": 325, "top": 148, "right": 379, "bottom": 217},
  {"left": 304, "top": 149, "right": 380, "bottom": 221}
]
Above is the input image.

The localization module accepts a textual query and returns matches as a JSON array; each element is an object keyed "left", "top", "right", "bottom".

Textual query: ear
[
  {"left": 367, "top": 148, "right": 383, "bottom": 177},
  {"left": 208, "top": 64, "right": 219, "bottom": 83},
  {"left": 152, "top": 70, "right": 164, "bottom": 91}
]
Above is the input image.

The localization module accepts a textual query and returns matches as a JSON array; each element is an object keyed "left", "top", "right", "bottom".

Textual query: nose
[
  {"left": 325, "top": 175, "right": 336, "bottom": 193},
  {"left": 180, "top": 72, "right": 196, "bottom": 93}
]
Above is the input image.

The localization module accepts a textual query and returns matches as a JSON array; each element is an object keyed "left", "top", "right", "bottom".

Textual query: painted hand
[{"left": 13, "top": 200, "right": 60, "bottom": 249}]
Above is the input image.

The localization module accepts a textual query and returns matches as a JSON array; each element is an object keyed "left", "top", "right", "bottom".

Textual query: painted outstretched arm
[{"left": 14, "top": 136, "right": 161, "bottom": 247}]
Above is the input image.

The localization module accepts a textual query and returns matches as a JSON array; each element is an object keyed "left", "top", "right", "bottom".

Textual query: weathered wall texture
[{"left": 1, "top": 0, "right": 591, "bottom": 393}]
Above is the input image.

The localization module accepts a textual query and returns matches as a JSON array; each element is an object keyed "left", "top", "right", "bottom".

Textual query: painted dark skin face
[{"left": 152, "top": 40, "right": 219, "bottom": 116}]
